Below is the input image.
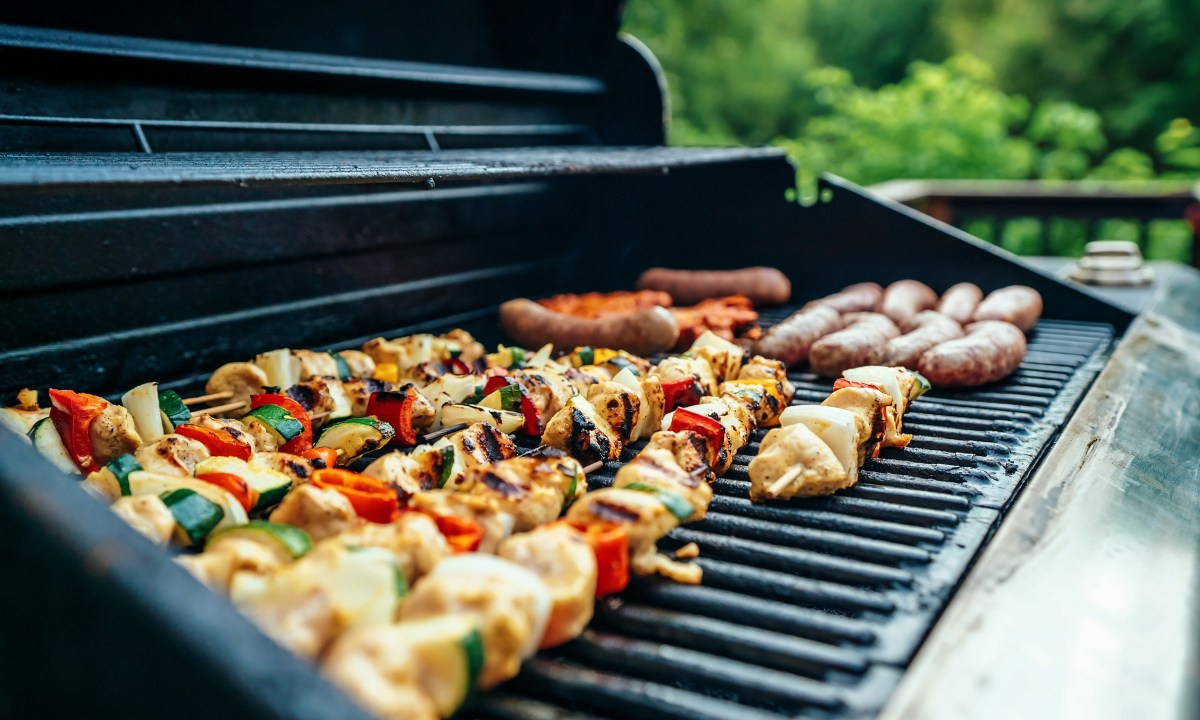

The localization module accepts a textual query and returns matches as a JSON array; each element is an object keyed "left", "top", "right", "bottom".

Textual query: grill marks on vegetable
[{"left": 479, "top": 316, "right": 1113, "bottom": 720}]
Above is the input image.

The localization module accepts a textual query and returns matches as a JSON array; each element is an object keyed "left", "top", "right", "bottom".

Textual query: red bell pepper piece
[
  {"left": 301, "top": 447, "right": 339, "bottom": 468},
  {"left": 669, "top": 407, "right": 726, "bottom": 467},
  {"left": 366, "top": 387, "right": 419, "bottom": 446},
  {"left": 447, "top": 358, "right": 472, "bottom": 375},
  {"left": 832, "top": 378, "right": 883, "bottom": 393},
  {"left": 250, "top": 394, "right": 312, "bottom": 454},
  {"left": 660, "top": 378, "right": 703, "bottom": 413},
  {"left": 48, "top": 389, "right": 109, "bottom": 474},
  {"left": 312, "top": 468, "right": 399, "bottom": 523},
  {"left": 482, "top": 376, "right": 542, "bottom": 436},
  {"left": 174, "top": 424, "right": 253, "bottom": 461},
  {"left": 571, "top": 520, "right": 630, "bottom": 597},
  {"left": 432, "top": 514, "right": 483, "bottom": 553},
  {"left": 195, "top": 471, "right": 257, "bottom": 513}
]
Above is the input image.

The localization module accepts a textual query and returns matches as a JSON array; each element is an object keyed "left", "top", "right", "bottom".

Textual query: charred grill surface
[{"left": 480, "top": 310, "right": 1114, "bottom": 720}]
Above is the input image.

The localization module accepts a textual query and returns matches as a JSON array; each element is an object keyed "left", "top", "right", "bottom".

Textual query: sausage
[
  {"left": 883, "top": 311, "right": 964, "bottom": 368},
  {"left": 636, "top": 267, "right": 791, "bottom": 306},
  {"left": 918, "top": 321, "right": 1027, "bottom": 387},
  {"left": 801, "top": 282, "right": 883, "bottom": 314},
  {"left": 936, "top": 282, "right": 983, "bottom": 325},
  {"left": 808, "top": 313, "right": 900, "bottom": 377},
  {"left": 973, "top": 286, "right": 1043, "bottom": 332},
  {"left": 500, "top": 299, "right": 679, "bottom": 356},
  {"left": 751, "top": 304, "right": 841, "bottom": 365},
  {"left": 878, "top": 280, "right": 938, "bottom": 330}
]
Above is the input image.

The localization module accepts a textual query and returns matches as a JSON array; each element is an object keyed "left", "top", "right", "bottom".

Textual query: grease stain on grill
[{"left": 471, "top": 314, "right": 1114, "bottom": 720}]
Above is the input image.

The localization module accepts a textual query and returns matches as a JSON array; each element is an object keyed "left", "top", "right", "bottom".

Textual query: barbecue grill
[{"left": 2, "top": 4, "right": 1199, "bottom": 720}]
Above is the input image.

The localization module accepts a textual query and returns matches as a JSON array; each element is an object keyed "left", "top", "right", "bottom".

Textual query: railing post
[{"left": 1187, "top": 203, "right": 1200, "bottom": 269}]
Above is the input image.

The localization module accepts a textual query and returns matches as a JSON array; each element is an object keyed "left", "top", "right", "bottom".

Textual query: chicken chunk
[
  {"left": 269, "top": 484, "right": 358, "bottom": 541},
  {"left": 249, "top": 451, "right": 316, "bottom": 483},
  {"left": 509, "top": 369, "right": 573, "bottom": 419},
  {"left": 614, "top": 430, "right": 712, "bottom": 521},
  {"left": 542, "top": 396, "right": 621, "bottom": 466},
  {"left": 134, "top": 434, "right": 210, "bottom": 476},
  {"left": 821, "top": 387, "right": 890, "bottom": 464},
  {"left": 330, "top": 513, "right": 449, "bottom": 585},
  {"left": 400, "top": 555, "right": 550, "bottom": 689},
  {"left": 337, "top": 350, "right": 377, "bottom": 379},
  {"left": 451, "top": 422, "right": 518, "bottom": 471},
  {"left": 465, "top": 455, "right": 585, "bottom": 532},
  {"left": 322, "top": 627, "right": 438, "bottom": 720},
  {"left": 178, "top": 536, "right": 289, "bottom": 593},
  {"left": 737, "top": 355, "right": 796, "bottom": 404},
  {"left": 88, "top": 404, "right": 142, "bottom": 467},
  {"left": 110, "top": 495, "right": 174, "bottom": 546},
  {"left": 585, "top": 381, "right": 641, "bottom": 446},
  {"left": 407, "top": 490, "right": 515, "bottom": 554},
  {"left": 291, "top": 349, "right": 339, "bottom": 379},
  {"left": 439, "top": 329, "right": 486, "bottom": 364},
  {"left": 653, "top": 356, "right": 717, "bottom": 397},
  {"left": 748, "top": 424, "right": 848, "bottom": 501},
  {"left": 498, "top": 523, "right": 596, "bottom": 648},
  {"left": 566, "top": 487, "right": 698, "bottom": 583},
  {"left": 187, "top": 413, "right": 258, "bottom": 454},
  {"left": 362, "top": 450, "right": 442, "bottom": 502}
]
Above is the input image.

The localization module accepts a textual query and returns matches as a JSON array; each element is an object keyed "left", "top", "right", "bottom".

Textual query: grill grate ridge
[{"left": 461, "top": 315, "right": 1114, "bottom": 719}]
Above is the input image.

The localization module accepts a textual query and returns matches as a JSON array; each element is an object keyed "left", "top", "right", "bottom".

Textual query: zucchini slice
[
  {"left": 439, "top": 403, "right": 522, "bottom": 434},
  {"left": 160, "top": 488, "right": 225, "bottom": 547},
  {"left": 125, "top": 471, "right": 248, "bottom": 530},
  {"left": 157, "top": 390, "right": 191, "bottom": 431},
  {"left": 242, "top": 404, "right": 304, "bottom": 445},
  {"left": 122, "top": 382, "right": 166, "bottom": 443},
  {"left": 389, "top": 615, "right": 485, "bottom": 716},
  {"left": 28, "top": 417, "right": 79, "bottom": 475},
  {"left": 194, "top": 456, "right": 293, "bottom": 513},
  {"left": 477, "top": 384, "right": 522, "bottom": 412},
  {"left": 316, "top": 418, "right": 394, "bottom": 464},
  {"left": 207, "top": 520, "right": 312, "bottom": 559},
  {"left": 329, "top": 351, "right": 352, "bottom": 381},
  {"left": 622, "top": 481, "right": 695, "bottom": 521}
]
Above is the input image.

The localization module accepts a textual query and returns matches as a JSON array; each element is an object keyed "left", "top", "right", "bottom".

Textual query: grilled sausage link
[
  {"left": 878, "top": 280, "right": 938, "bottom": 330},
  {"left": 801, "top": 282, "right": 883, "bottom": 314},
  {"left": 635, "top": 266, "right": 791, "bottom": 306},
  {"left": 751, "top": 304, "right": 841, "bottom": 365},
  {"left": 973, "top": 285, "right": 1043, "bottom": 332},
  {"left": 883, "top": 311, "right": 964, "bottom": 368},
  {"left": 499, "top": 298, "right": 679, "bottom": 356},
  {"left": 936, "top": 282, "right": 983, "bottom": 325},
  {"left": 809, "top": 312, "right": 900, "bottom": 377},
  {"left": 918, "top": 321, "right": 1026, "bottom": 387}
]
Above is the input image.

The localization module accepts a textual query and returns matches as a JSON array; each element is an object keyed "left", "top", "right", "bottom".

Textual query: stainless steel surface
[
  {"left": 879, "top": 262, "right": 1200, "bottom": 720},
  {"left": 1067, "top": 240, "right": 1155, "bottom": 286}
]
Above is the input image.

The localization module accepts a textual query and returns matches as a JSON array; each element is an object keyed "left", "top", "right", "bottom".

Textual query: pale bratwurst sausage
[
  {"left": 973, "top": 286, "right": 1043, "bottom": 332},
  {"left": 883, "top": 311, "right": 964, "bottom": 368},
  {"left": 878, "top": 280, "right": 938, "bottom": 330},
  {"left": 918, "top": 321, "right": 1026, "bottom": 387},
  {"left": 801, "top": 282, "right": 883, "bottom": 314},
  {"left": 936, "top": 282, "right": 983, "bottom": 325},
  {"left": 635, "top": 267, "right": 792, "bottom": 306},
  {"left": 500, "top": 299, "right": 680, "bottom": 356},
  {"left": 752, "top": 304, "right": 842, "bottom": 366},
  {"left": 809, "top": 312, "right": 901, "bottom": 377}
]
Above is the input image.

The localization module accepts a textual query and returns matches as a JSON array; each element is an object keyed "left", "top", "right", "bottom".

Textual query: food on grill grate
[
  {"left": 635, "top": 266, "right": 792, "bottom": 306},
  {"left": 878, "top": 279, "right": 939, "bottom": 329},
  {"left": 883, "top": 310, "right": 965, "bottom": 367},
  {"left": 936, "top": 282, "right": 984, "bottom": 324},
  {"left": 537, "top": 290, "right": 673, "bottom": 317},
  {"left": 801, "top": 281, "right": 884, "bottom": 314},
  {"left": 751, "top": 366, "right": 928, "bottom": 500},
  {"left": 668, "top": 295, "right": 761, "bottom": 349},
  {"left": 917, "top": 320, "right": 1029, "bottom": 387},
  {"left": 500, "top": 298, "right": 681, "bottom": 355},
  {"left": 973, "top": 285, "right": 1045, "bottom": 332},
  {"left": 809, "top": 312, "right": 902, "bottom": 377},
  {"left": 751, "top": 304, "right": 842, "bottom": 365}
]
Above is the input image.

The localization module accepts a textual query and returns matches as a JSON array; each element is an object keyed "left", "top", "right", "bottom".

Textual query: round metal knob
[{"left": 1067, "top": 240, "right": 1154, "bottom": 286}]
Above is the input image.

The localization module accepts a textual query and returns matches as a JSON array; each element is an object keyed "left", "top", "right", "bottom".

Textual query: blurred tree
[
  {"left": 807, "top": 0, "right": 946, "bottom": 86},
  {"left": 935, "top": 0, "right": 1200, "bottom": 151}
]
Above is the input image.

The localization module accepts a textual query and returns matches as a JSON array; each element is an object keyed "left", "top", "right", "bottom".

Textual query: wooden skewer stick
[
  {"left": 420, "top": 423, "right": 468, "bottom": 444},
  {"left": 766, "top": 466, "right": 804, "bottom": 500},
  {"left": 580, "top": 460, "right": 604, "bottom": 474},
  {"left": 182, "top": 390, "right": 234, "bottom": 406},
  {"left": 192, "top": 400, "right": 249, "bottom": 416}
]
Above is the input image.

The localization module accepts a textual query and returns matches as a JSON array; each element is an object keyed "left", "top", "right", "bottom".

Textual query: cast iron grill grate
[{"left": 471, "top": 310, "right": 1114, "bottom": 720}]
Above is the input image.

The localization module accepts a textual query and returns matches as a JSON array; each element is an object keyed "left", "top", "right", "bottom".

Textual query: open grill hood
[{"left": 3, "top": 4, "right": 1199, "bottom": 720}]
